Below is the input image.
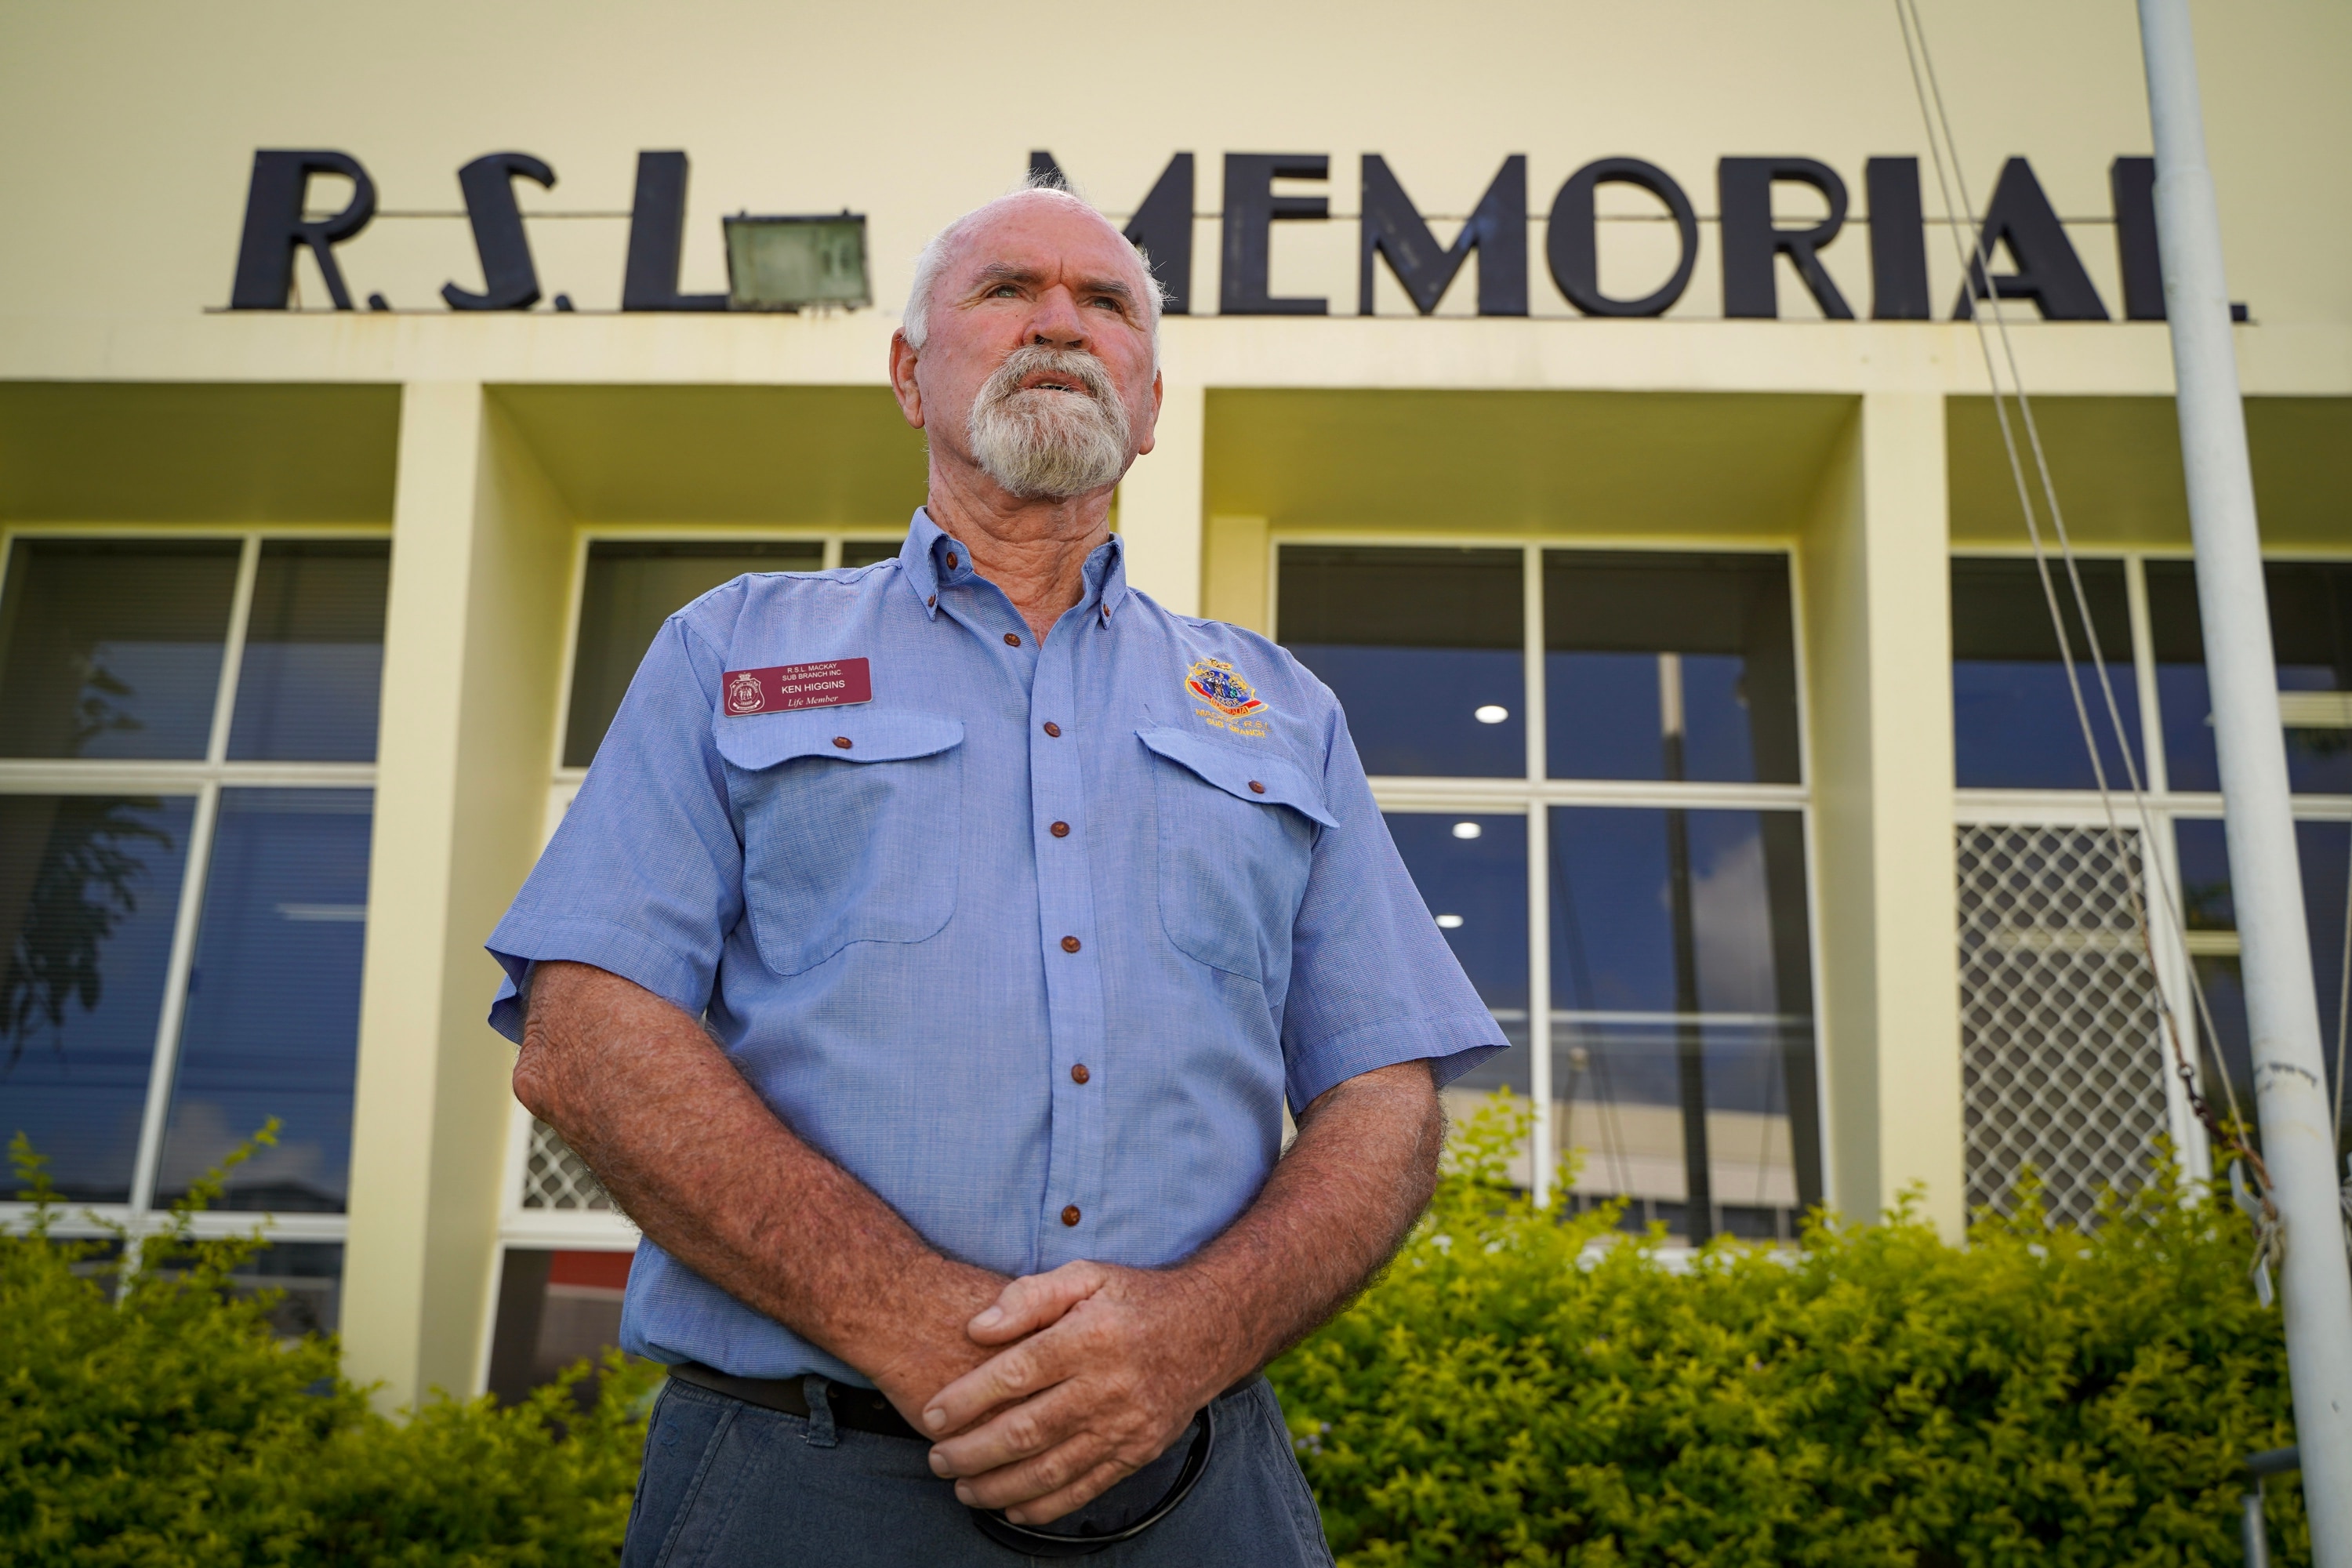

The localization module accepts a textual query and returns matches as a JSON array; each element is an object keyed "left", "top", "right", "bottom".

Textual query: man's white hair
[{"left": 902, "top": 171, "right": 1168, "bottom": 362}]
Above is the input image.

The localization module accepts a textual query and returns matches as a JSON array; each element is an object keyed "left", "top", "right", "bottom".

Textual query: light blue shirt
[{"left": 486, "top": 510, "right": 1502, "bottom": 1384}]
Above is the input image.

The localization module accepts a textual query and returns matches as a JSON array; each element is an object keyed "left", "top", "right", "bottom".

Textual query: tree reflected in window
[
  {"left": 0, "top": 793, "right": 192, "bottom": 1203},
  {"left": 2, "top": 797, "right": 176, "bottom": 1060}
]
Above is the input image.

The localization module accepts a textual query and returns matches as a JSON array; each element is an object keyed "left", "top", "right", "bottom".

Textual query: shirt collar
[{"left": 898, "top": 507, "right": 1130, "bottom": 626}]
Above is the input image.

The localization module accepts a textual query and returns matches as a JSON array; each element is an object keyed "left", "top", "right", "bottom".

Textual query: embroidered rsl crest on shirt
[{"left": 1186, "top": 657, "right": 1270, "bottom": 739}]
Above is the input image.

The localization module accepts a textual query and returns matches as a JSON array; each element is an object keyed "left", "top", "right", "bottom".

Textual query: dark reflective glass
[
  {"left": 487, "top": 1247, "right": 637, "bottom": 1405},
  {"left": 1278, "top": 546, "right": 1523, "bottom": 778},
  {"left": 565, "top": 542, "right": 826, "bottom": 768},
  {"left": 2172, "top": 815, "right": 2351, "bottom": 1146},
  {"left": 155, "top": 789, "right": 372, "bottom": 1213},
  {"left": 1951, "top": 557, "right": 2140, "bottom": 789},
  {"left": 1549, "top": 805, "right": 1820, "bottom": 1238},
  {"left": 2150, "top": 560, "right": 2352, "bottom": 795},
  {"left": 840, "top": 539, "right": 902, "bottom": 568},
  {"left": 230, "top": 1241, "right": 343, "bottom": 1337},
  {"left": 1384, "top": 809, "right": 1528, "bottom": 1073},
  {"left": 1544, "top": 551, "right": 1799, "bottom": 784},
  {"left": 2189, "top": 952, "right": 2253, "bottom": 1134},
  {"left": 1552, "top": 1016, "right": 1817, "bottom": 1239},
  {"left": 0, "top": 793, "right": 194, "bottom": 1201},
  {"left": 227, "top": 541, "right": 389, "bottom": 762},
  {"left": 0, "top": 539, "right": 239, "bottom": 760}
]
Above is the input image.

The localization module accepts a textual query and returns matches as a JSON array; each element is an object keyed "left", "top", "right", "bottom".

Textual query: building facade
[{"left": 2, "top": 0, "right": 2347, "bottom": 1411}]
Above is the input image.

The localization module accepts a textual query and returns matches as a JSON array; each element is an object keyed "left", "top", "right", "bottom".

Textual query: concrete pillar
[
  {"left": 341, "top": 384, "right": 576, "bottom": 1409},
  {"left": 1118, "top": 379, "right": 1206, "bottom": 615},
  {"left": 1799, "top": 392, "right": 1965, "bottom": 1237}
]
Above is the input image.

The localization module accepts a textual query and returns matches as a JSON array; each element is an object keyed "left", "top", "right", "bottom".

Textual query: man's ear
[
  {"left": 888, "top": 330, "right": 926, "bottom": 430},
  {"left": 1132, "top": 368, "right": 1164, "bottom": 457}
]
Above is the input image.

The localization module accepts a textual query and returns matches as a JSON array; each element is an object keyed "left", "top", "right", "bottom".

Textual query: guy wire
[{"left": 1894, "top": 0, "right": 2267, "bottom": 1200}]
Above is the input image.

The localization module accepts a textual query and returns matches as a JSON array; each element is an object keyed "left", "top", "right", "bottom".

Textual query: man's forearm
[
  {"left": 1178, "top": 1059, "right": 1445, "bottom": 1381},
  {"left": 514, "top": 961, "right": 1004, "bottom": 1400}
]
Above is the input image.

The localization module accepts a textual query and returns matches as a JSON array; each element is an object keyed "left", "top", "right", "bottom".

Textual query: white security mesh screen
[
  {"left": 1956, "top": 824, "right": 2172, "bottom": 1229},
  {"left": 520, "top": 1118, "right": 615, "bottom": 1210}
]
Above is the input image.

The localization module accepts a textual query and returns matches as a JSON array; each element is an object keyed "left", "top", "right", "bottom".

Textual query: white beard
[{"left": 965, "top": 347, "right": 1132, "bottom": 499}]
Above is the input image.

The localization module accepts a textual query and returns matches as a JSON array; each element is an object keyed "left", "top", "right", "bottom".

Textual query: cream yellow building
[{"left": 2, "top": 0, "right": 2347, "bottom": 1415}]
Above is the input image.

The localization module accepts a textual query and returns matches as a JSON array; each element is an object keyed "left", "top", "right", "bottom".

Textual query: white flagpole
[{"left": 2137, "top": 0, "right": 2352, "bottom": 1551}]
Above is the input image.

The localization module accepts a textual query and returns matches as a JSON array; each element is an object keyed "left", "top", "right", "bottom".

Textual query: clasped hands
[{"left": 876, "top": 1260, "right": 1245, "bottom": 1526}]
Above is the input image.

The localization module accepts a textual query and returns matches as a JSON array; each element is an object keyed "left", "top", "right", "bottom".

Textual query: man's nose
[{"left": 1025, "top": 286, "right": 1087, "bottom": 348}]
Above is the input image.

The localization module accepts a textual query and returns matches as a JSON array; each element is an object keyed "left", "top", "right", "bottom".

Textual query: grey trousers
[{"left": 622, "top": 1374, "right": 1336, "bottom": 1567}]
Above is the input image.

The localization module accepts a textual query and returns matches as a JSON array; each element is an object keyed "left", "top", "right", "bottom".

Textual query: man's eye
[{"left": 989, "top": 285, "right": 1022, "bottom": 298}]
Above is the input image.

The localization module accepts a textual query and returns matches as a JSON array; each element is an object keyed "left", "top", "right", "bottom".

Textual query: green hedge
[
  {"left": 1, "top": 1131, "right": 659, "bottom": 1566},
  {"left": 2, "top": 1109, "right": 2307, "bottom": 1565},
  {"left": 1268, "top": 1097, "right": 2304, "bottom": 1566}
]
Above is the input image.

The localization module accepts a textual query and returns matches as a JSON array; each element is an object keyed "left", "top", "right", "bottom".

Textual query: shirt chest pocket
[
  {"left": 715, "top": 710, "right": 965, "bottom": 976},
  {"left": 1138, "top": 726, "right": 1337, "bottom": 985}
]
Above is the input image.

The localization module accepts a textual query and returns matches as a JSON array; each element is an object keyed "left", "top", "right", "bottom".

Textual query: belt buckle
[{"left": 966, "top": 1403, "right": 1216, "bottom": 1559}]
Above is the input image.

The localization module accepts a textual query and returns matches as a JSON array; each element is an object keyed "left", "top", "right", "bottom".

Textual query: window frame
[
  {"left": 1950, "top": 543, "right": 2352, "bottom": 1181},
  {"left": 0, "top": 523, "right": 387, "bottom": 1246},
  {"left": 1270, "top": 532, "right": 1826, "bottom": 1235}
]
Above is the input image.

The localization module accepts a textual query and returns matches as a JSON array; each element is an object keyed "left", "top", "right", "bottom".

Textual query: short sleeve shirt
[{"left": 486, "top": 510, "right": 1502, "bottom": 1383}]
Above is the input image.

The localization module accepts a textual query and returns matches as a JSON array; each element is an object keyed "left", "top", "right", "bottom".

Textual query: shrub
[
  {"left": 4, "top": 1109, "right": 2309, "bottom": 1565},
  {"left": 0, "top": 1131, "right": 659, "bottom": 1566},
  {"left": 1267, "top": 1095, "right": 2307, "bottom": 1566}
]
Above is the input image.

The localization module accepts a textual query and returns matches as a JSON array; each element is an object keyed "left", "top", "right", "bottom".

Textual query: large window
[
  {"left": 1279, "top": 544, "right": 1820, "bottom": 1243},
  {"left": 1950, "top": 553, "right": 2352, "bottom": 1225},
  {"left": 0, "top": 534, "right": 384, "bottom": 1310}
]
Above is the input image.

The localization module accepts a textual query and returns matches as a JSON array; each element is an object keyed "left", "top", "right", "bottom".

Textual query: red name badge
[{"left": 721, "top": 658, "right": 873, "bottom": 715}]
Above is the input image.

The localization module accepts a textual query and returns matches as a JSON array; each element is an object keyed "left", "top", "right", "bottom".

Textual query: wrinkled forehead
[{"left": 939, "top": 194, "right": 1154, "bottom": 307}]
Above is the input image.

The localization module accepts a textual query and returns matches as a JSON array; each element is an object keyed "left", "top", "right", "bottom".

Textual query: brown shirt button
[
  {"left": 1004, "top": 632, "right": 1022, "bottom": 647},
  {"left": 1248, "top": 779, "right": 1266, "bottom": 793},
  {"left": 1050, "top": 821, "right": 1070, "bottom": 838},
  {"left": 926, "top": 594, "right": 936, "bottom": 607},
  {"left": 833, "top": 736, "right": 853, "bottom": 750},
  {"left": 1042, "top": 722, "right": 1061, "bottom": 738},
  {"left": 1070, "top": 1063, "right": 1090, "bottom": 1084},
  {"left": 946, "top": 552, "right": 958, "bottom": 570},
  {"left": 1060, "top": 935, "right": 1081, "bottom": 953},
  {"left": 1061, "top": 1204, "right": 1082, "bottom": 1227}
]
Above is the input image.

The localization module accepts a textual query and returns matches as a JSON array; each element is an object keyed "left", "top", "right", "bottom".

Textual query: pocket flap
[
  {"left": 715, "top": 709, "right": 965, "bottom": 771},
  {"left": 1135, "top": 726, "right": 1338, "bottom": 828}
]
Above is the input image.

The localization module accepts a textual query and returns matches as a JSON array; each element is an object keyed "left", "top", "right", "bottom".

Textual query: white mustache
[{"left": 977, "top": 346, "right": 1121, "bottom": 419}]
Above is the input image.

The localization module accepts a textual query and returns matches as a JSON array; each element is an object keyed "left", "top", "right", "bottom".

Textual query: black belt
[
  {"left": 670, "top": 1360, "right": 923, "bottom": 1439},
  {"left": 666, "top": 1362, "right": 1233, "bottom": 1557}
]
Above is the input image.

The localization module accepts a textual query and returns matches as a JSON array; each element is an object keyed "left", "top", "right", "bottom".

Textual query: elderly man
[{"left": 487, "top": 183, "right": 1502, "bottom": 1565}]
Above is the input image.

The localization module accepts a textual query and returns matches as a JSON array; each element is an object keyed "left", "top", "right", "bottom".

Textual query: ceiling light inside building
[
  {"left": 1473, "top": 704, "right": 1509, "bottom": 724},
  {"left": 724, "top": 212, "right": 870, "bottom": 311},
  {"left": 1452, "top": 822, "right": 1482, "bottom": 839},
  {"left": 1435, "top": 913, "right": 1465, "bottom": 928}
]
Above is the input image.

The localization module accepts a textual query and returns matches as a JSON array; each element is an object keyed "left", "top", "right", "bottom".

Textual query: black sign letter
[
  {"left": 1719, "top": 158, "right": 1853, "bottom": 320},
  {"left": 228, "top": 150, "right": 376, "bottom": 310},
  {"left": 2111, "top": 155, "right": 2165, "bottom": 321},
  {"left": 1359, "top": 154, "right": 1527, "bottom": 317},
  {"left": 1864, "top": 157, "right": 1931, "bottom": 320},
  {"left": 622, "top": 151, "right": 727, "bottom": 312},
  {"left": 443, "top": 153, "right": 556, "bottom": 311},
  {"left": 1123, "top": 154, "right": 1195, "bottom": 316},
  {"left": 1953, "top": 157, "right": 2107, "bottom": 321},
  {"left": 1220, "top": 154, "right": 1328, "bottom": 315},
  {"left": 1545, "top": 158, "right": 1697, "bottom": 318}
]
